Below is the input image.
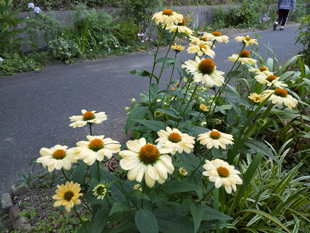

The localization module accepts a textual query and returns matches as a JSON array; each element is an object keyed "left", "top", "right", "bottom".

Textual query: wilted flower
[
  {"left": 200, "top": 104, "right": 209, "bottom": 112},
  {"left": 203, "top": 159, "right": 243, "bottom": 194},
  {"left": 248, "top": 93, "right": 265, "bottom": 103},
  {"left": 171, "top": 43, "right": 185, "bottom": 52},
  {"left": 53, "top": 181, "right": 82, "bottom": 212},
  {"left": 179, "top": 167, "right": 188, "bottom": 176},
  {"left": 119, "top": 138, "right": 174, "bottom": 188},
  {"left": 198, "top": 129, "right": 234, "bottom": 149}
]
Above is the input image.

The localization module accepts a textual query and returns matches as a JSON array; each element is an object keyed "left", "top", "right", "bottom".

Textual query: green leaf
[
  {"left": 227, "top": 71, "right": 241, "bottom": 78},
  {"left": 162, "top": 176, "right": 202, "bottom": 198},
  {"left": 153, "top": 207, "right": 194, "bottom": 233},
  {"left": 77, "top": 221, "right": 92, "bottom": 233},
  {"left": 71, "top": 162, "right": 86, "bottom": 184},
  {"left": 135, "top": 119, "right": 165, "bottom": 132},
  {"left": 129, "top": 190, "right": 151, "bottom": 201},
  {"left": 0, "top": 5, "right": 13, "bottom": 14},
  {"left": 156, "top": 57, "right": 175, "bottom": 63},
  {"left": 91, "top": 203, "right": 110, "bottom": 233},
  {"left": 109, "top": 202, "right": 127, "bottom": 216},
  {"left": 135, "top": 209, "right": 158, "bottom": 233},
  {"left": 149, "top": 83, "right": 158, "bottom": 102},
  {"left": 159, "top": 90, "right": 184, "bottom": 98},
  {"left": 180, "top": 126, "right": 209, "bottom": 135},
  {"left": 190, "top": 204, "right": 204, "bottom": 233},
  {"left": 201, "top": 205, "right": 232, "bottom": 221},
  {"left": 157, "top": 107, "right": 179, "bottom": 118},
  {"left": 237, "top": 209, "right": 291, "bottom": 233},
  {"left": 130, "top": 69, "right": 159, "bottom": 83},
  {"left": 244, "top": 138, "right": 278, "bottom": 162},
  {"left": 125, "top": 106, "right": 148, "bottom": 134},
  {"left": 14, "top": 38, "right": 31, "bottom": 44}
]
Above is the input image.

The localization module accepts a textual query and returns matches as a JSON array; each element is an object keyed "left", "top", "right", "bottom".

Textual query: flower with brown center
[
  {"left": 187, "top": 44, "right": 215, "bottom": 58},
  {"left": 53, "top": 181, "right": 82, "bottom": 212},
  {"left": 165, "top": 17, "right": 194, "bottom": 35},
  {"left": 248, "top": 66, "right": 274, "bottom": 76},
  {"left": 119, "top": 138, "right": 174, "bottom": 188},
  {"left": 204, "top": 32, "right": 229, "bottom": 43},
  {"left": 181, "top": 57, "right": 225, "bottom": 88},
  {"left": 198, "top": 129, "right": 234, "bottom": 149},
  {"left": 248, "top": 93, "right": 265, "bottom": 103},
  {"left": 37, "top": 145, "right": 77, "bottom": 172},
  {"left": 75, "top": 135, "right": 121, "bottom": 165},
  {"left": 235, "top": 35, "right": 258, "bottom": 46},
  {"left": 262, "top": 88, "right": 298, "bottom": 110},
  {"left": 255, "top": 73, "right": 288, "bottom": 88},
  {"left": 203, "top": 159, "right": 242, "bottom": 194},
  {"left": 189, "top": 36, "right": 213, "bottom": 46},
  {"left": 152, "top": 9, "right": 183, "bottom": 25},
  {"left": 228, "top": 50, "right": 257, "bottom": 65},
  {"left": 69, "top": 109, "right": 107, "bottom": 128},
  {"left": 156, "top": 127, "right": 195, "bottom": 155}
]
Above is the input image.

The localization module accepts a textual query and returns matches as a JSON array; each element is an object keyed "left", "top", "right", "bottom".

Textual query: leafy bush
[
  {"left": 113, "top": 19, "right": 141, "bottom": 46},
  {"left": 295, "top": 14, "right": 310, "bottom": 66},
  {"left": 48, "top": 36, "right": 81, "bottom": 64}
]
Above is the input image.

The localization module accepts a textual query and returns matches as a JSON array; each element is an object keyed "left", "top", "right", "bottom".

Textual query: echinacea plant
[{"left": 35, "top": 8, "right": 309, "bottom": 233}]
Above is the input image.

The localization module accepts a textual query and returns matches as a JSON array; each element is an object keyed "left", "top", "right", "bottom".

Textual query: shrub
[
  {"left": 295, "top": 14, "right": 310, "bottom": 66},
  {"left": 113, "top": 19, "right": 141, "bottom": 46}
]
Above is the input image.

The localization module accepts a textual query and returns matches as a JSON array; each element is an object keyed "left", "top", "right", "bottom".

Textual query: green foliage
[
  {"left": 113, "top": 19, "right": 141, "bottom": 46},
  {"left": 295, "top": 14, "right": 310, "bottom": 67},
  {"left": 48, "top": 36, "right": 81, "bottom": 64},
  {"left": 290, "top": 2, "right": 307, "bottom": 21},
  {"left": 0, "top": 0, "right": 31, "bottom": 56}
]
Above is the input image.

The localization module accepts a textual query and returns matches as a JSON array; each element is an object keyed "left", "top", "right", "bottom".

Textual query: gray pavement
[{"left": 0, "top": 24, "right": 303, "bottom": 189}]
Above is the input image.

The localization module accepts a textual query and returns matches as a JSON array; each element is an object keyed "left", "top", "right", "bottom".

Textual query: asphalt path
[{"left": 0, "top": 24, "right": 303, "bottom": 189}]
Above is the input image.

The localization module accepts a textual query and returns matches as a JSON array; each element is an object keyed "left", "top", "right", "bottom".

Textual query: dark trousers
[{"left": 276, "top": 9, "right": 290, "bottom": 26}]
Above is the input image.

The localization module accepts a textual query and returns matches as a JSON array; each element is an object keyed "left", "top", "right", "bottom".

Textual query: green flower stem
[
  {"left": 213, "top": 188, "right": 220, "bottom": 233},
  {"left": 141, "top": 180, "right": 146, "bottom": 209},
  {"left": 195, "top": 182, "right": 215, "bottom": 206},
  {"left": 106, "top": 195, "right": 112, "bottom": 208},
  {"left": 96, "top": 161, "right": 101, "bottom": 183},
  {"left": 261, "top": 103, "right": 274, "bottom": 119},
  {"left": 176, "top": 83, "right": 199, "bottom": 128},
  {"left": 157, "top": 29, "right": 178, "bottom": 84},
  {"left": 88, "top": 123, "right": 93, "bottom": 136},
  {"left": 80, "top": 196, "right": 92, "bottom": 214},
  {"left": 109, "top": 180, "right": 135, "bottom": 220},
  {"left": 74, "top": 206, "right": 83, "bottom": 224},
  {"left": 61, "top": 168, "right": 68, "bottom": 181},
  {"left": 191, "top": 149, "right": 212, "bottom": 176},
  {"left": 210, "top": 40, "right": 216, "bottom": 49}
]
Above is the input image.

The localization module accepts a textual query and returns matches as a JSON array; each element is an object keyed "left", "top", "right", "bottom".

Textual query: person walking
[{"left": 274, "top": 0, "right": 296, "bottom": 31}]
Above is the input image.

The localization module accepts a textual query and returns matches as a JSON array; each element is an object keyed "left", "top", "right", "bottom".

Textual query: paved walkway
[{"left": 0, "top": 24, "right": 303, "bottom": 189}]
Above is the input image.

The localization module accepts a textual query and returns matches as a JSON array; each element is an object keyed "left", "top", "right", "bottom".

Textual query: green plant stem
[
  {"left": 80, "top": 196, "right": 92, "bottom": 214},
  {"left": 214, "top": 188, "right": 220, "bottom": 233},
  {"left": 176, "top": 83, "right": 199, "bottom": 128},
  {"left": 61, "top": 168, "right": 68, "bottom": 181},
  {"left": 141, "top": 180, "right": 146, "bottom": 209},
  {"left": 106, "top": 195, "right": 112, "bottom": 208},
  {"left": 109, "top": 180, "right": 135, "bottom": 220},
  {"left": 88, "top": 123, "right": 93, "bottom": 136},
  {"left": 157, "top": 29, "right": 178, "bottom": 84},
  {"left": 196, "top": 183, "right": 215, "bottom": 206},
  {"left": 96, "top": 161, "right": 101, "bottom": 183},
  {"left": 190, "top": 149, "right": 212, "bottom": 176},
  {"left": 73, "top": 206, "right": 83, "bottom": 224}
]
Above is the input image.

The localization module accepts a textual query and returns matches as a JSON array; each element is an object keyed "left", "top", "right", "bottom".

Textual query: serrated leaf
[
  {"left": 71, "top": 162, "right": 86, "bottom": 184},
  {"left": 162, "top": 176, "right": 202, "bottom": 198}
]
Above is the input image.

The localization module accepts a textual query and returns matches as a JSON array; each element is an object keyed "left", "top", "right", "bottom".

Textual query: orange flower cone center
[
  {"left": 210, "top": 131, "right": 221, "bottom": 139},
  {"left": 198, "top": 58, "right": 215, "bottom": 75},
  {"left": 64, "top": 191, "right": 74, "bottom": 201},
  {"left": 139, "top": 144, "right": 160, "bottom": 165},
  {"left": 168, "top": 132, "right": 182, "bottom": 143},
  {"left": 217, "top": 166, "right": 229, "bottom": 178},
  {"left": 245, "top": 36, "right": 251, "bottom": 41},
  {"left": 83, "top": 111, "right": 95, "bottom": 121},
  {"left": 178, "top": 18, "right": 186, "bottom": 26},
  {"left": 163, "top": 9, "right": 173, "bottom": 16},
  {"left": 274, "top": 88, "right": 288, "bottom": 97},
  {"left": 239, "top": 50, "right": 250, "bottom": 58},
  {"left": 52, "top": 149, "right": 66, "bottom": 160},
  {"left": 199, "top": 44, "right": 207, "bottom": 50},
  {"left": 89, "top": 139, "right": 104, "bottom": 152},
  {"left": 212, "top": 31, "right": 221, "bottom": 37},
  {"left": 199, "top": 36, "right": 208, "bottom": 41},
  {"left": 259, "top": 67, "right": 267, "bottom": 71},
  {"left": 266, "top": 75, "right": 277, "bottom": 82}
]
